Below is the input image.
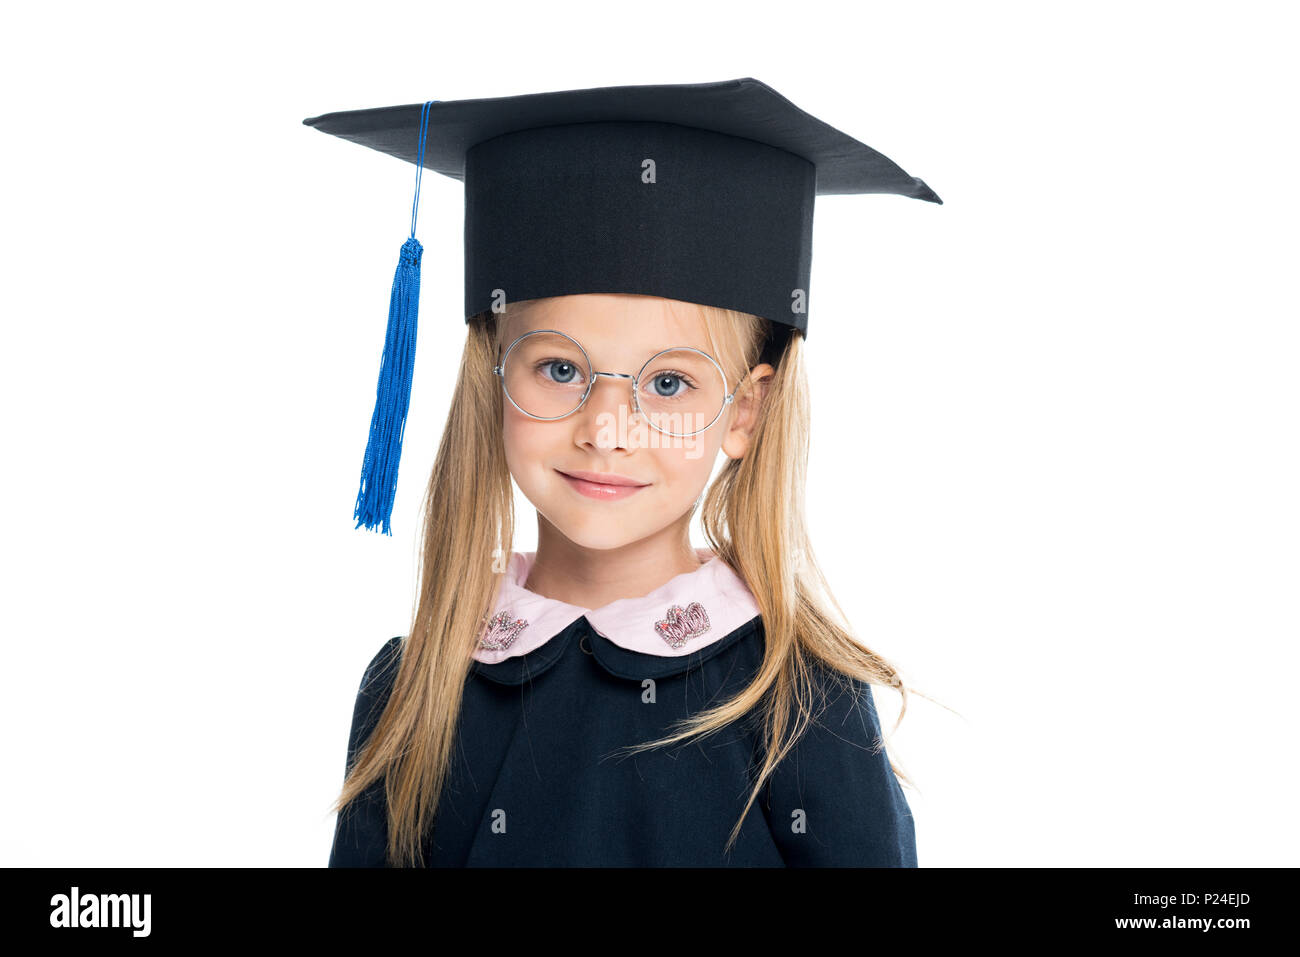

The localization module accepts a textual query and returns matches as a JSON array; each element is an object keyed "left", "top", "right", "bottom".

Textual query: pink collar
[{"left": 475, "top": 548, "right": 761, "bottom": 664}]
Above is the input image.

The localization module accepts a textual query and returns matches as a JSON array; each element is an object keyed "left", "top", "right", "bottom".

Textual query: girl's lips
[{"left": 557, "top": 470, "right": 650, "bottom": 501}]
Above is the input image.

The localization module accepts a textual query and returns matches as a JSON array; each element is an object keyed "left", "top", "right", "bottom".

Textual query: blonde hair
[{"left": 329, "top": 298, "right": 924, "bottom": 866}]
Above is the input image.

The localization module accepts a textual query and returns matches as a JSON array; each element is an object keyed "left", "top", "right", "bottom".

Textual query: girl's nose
[{"left": 574, "top": 375, "right": 640, "bottom": 446}]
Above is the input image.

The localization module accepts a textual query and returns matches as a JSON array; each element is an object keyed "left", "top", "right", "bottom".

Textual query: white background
[{"left": 1, "top": 0, "right": 1295, "bottom": 867}]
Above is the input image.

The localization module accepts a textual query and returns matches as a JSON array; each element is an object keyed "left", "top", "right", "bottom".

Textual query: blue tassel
[
  {"left": 354, "top": 100, "right": 436, "bottom": 534},
  {"left": 353, "top": 236, "right": 423, "bottom": 534}
]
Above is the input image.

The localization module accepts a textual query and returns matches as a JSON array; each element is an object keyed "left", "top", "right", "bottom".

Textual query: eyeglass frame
[{"left": 491, "top": 328, "right": 748, "bottom": 437}]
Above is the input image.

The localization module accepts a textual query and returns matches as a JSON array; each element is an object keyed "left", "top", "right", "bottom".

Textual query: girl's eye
[
  {"left": 645, "top": 371, "right": 697, "bottom": 399},
  {"left": 537, "top": 359, "right": 585, "bottom": 385}
]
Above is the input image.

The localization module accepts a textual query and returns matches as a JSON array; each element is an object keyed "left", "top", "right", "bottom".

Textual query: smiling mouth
[{"left": 556, "top": 469, "right": 650, "bottom": 501}]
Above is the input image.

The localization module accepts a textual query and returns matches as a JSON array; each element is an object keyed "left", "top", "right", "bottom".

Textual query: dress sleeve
[
  {"left": 327, "top": 636, "right": 404, "bottom": 867},
  {"left": 764, "top": 663, "right": 918, "bottom": 867}
]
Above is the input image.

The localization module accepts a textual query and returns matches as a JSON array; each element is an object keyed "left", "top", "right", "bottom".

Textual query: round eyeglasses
[{"left": 492, "top": 329, "right": 745, "bottom": 437}]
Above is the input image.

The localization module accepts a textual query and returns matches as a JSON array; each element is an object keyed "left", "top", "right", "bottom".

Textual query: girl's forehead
[{"left": 504, "top": 294, "right": 714, "bottom": 353}]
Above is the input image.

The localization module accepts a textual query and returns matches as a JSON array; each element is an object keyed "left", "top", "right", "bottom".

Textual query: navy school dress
[{"left": 328, "top": 550, "right": 917, "bottom": 867}]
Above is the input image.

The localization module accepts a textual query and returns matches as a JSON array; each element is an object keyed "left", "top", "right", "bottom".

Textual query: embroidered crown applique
[
  {"left": 654, "top": 601, "right": 711, "bottom": 650},
  {"left": 479, "top": 610, "right": 530, "bottom": 651}
]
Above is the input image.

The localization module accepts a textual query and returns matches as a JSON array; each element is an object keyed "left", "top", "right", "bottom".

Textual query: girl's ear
[{"left": 721, "top": 363, "right": 775, "bottom": 460}]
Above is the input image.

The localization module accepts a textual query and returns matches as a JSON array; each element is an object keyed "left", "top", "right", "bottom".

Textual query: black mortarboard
[{"left": 303, "top": 78, "right": 940, "bottom": 534}]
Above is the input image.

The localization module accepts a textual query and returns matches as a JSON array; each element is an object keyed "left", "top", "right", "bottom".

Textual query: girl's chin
[{"left": 548, "top": 526, "right": 643, "bottom": 552}]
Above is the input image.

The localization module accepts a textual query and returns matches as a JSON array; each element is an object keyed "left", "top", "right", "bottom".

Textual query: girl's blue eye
[
  {"left": 647, "top": 372, "right": 695, "bottom": 398},
  {"left": 538, "top": 359, "right": 583, "bottom": 384}
]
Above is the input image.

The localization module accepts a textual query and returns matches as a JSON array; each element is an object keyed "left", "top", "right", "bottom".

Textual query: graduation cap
[{"left": 302, "top": 77, "right": 940, "bottom": 534}]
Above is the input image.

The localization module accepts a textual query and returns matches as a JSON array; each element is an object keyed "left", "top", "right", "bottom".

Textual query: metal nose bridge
[{"left": 582, "top": 370, "right": 639, "bottom": 411}]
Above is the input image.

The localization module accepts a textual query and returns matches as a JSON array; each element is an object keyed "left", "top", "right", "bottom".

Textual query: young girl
[{"left": 306, "top": 78, "right": 941, "bottom": 867}]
